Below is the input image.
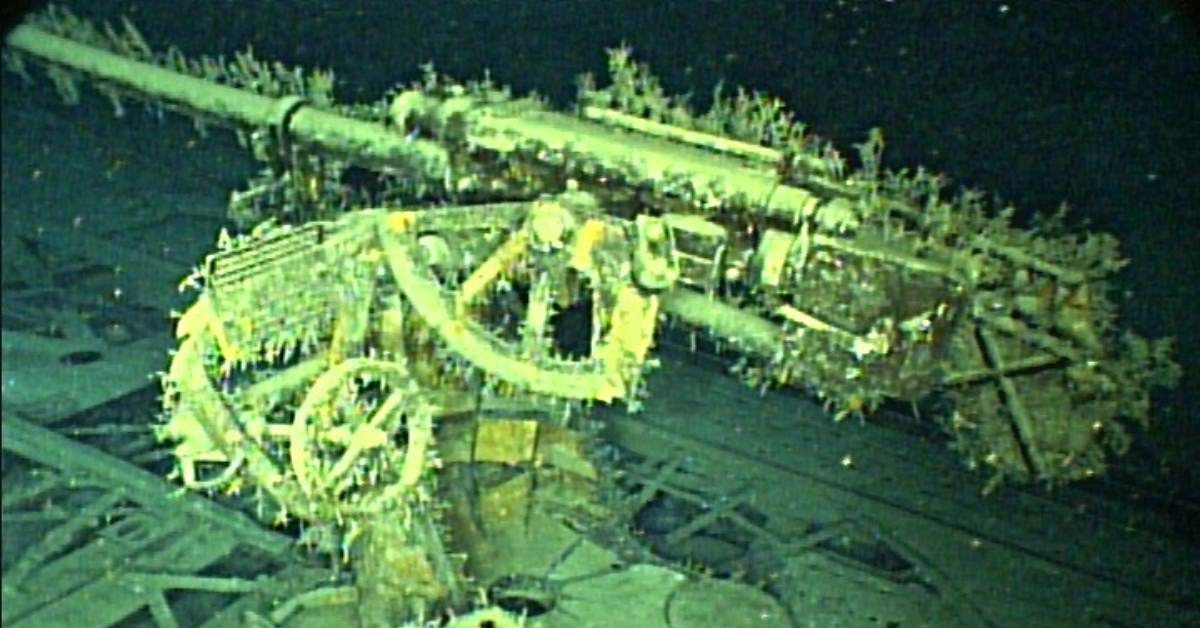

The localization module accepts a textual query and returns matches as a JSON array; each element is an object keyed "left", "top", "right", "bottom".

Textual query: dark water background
[{"left": 4, "top": 0, "right": 1198, "bottom": 505}]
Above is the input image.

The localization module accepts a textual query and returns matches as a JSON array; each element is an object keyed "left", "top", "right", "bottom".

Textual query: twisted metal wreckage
[{"left": 1, "top": 7, "right": 1189, "bottom": 628}]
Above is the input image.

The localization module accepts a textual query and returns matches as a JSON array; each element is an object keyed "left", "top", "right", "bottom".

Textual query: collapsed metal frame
[{"left": 1, "top": 415, "right": 299, "bottom": 628}]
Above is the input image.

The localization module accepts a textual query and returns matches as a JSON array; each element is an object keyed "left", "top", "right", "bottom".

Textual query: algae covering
[{"left": 2, "top": 6, "right": 1183, "bottom": 626}]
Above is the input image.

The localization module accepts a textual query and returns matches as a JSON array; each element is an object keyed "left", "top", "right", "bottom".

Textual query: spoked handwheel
[{"left": 289, "top": 357, "right": 434, "bottom": 517}]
